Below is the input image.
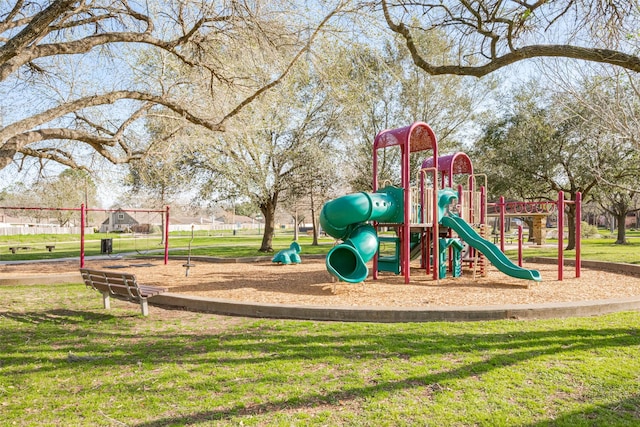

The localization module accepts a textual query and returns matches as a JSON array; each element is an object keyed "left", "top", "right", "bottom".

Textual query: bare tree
[
  {"left": 0, "top": 0, "right": 344, "bottom": 172},
  {"left": 0, "top": 168, "right": 97, "bottom": 225},
  {"left": 547, "top": 65, "right": 640, "bottom": 151},
  {"left": 189, "top": 61, "right": 343, "bottom": 252},
  {"left": 123, "top": 125, "right": 194, "bottom": 209},
  {"left": 381, "top": 0, "right": 640, "bottom": 77},
  {"left": 546, "top": 65, "right": 640, "bottom": 242},
  {"left": 473, "top": 86, "right": 622, "bottom": 250}
]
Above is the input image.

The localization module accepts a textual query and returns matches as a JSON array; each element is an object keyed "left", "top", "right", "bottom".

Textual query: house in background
[{"left": 100, "top": 209, "right": 139, "bottom": 233}]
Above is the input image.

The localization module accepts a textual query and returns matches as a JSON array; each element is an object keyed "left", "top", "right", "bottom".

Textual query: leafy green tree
[
  {"left": 473, "top": 87, "right": 603, "bottom": 250},
  {"left": 233, "top": 202, "right": 260, "bottom": 219},
  {"left": 595, "top": 190, "right": 640, "bottom": 244}
]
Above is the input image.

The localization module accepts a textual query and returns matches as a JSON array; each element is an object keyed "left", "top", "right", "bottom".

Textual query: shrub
[{"left": 581, "top": 221, "right": 600, "bottom": 238}]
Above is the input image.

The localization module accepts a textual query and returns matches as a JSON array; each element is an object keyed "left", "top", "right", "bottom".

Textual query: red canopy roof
[
  {"left": 422, "top": 152, "right": 473, "bottom": 176},
  {"left": 374, "top": 122, "right": 437, "bottom": 153}
]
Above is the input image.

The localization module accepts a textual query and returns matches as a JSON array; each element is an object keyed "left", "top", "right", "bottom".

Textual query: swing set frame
[{"left": 0, "top": 204, "right": 170, "bottom": 267}]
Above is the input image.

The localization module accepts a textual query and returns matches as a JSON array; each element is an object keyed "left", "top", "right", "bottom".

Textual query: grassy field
[
  {"left": 1, "top": 284, "right": 639, "bottom": 426},
  {"left": 0, "top": 231, "right": 335, "bottom": 261}
]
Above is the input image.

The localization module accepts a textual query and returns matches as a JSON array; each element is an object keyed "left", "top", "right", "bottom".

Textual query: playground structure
[
  {"left": 320, "top": 122, "right": 581, "bottom": 284},
  {"left": 0, "top": 205, "right": 170, "bottom": 267}
]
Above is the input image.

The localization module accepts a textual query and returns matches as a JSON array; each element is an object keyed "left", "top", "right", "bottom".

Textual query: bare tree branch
[
  {"left": 0, "top": 0, "right": 77, "bottom": 64},
  {"left": 382, "top": 0, "right": 640, "bottom": 77}
]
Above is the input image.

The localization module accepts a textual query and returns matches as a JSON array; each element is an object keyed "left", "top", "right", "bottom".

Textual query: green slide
[
  {"left": 440, "top": 214, "right": 541, "bottom": 282},
  {"left": 320, "top": 187, "right": 403, "bottom": 283}
]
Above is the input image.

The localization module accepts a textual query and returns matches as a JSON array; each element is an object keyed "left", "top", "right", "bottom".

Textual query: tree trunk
[
  {"left": 565, "top": 202, "right": 576, "bottom": 251},
  {"left": 615, "top": 212, "right": 627, "bottom": 244},
  {"left": 293, "top": 213, "right": 299, "bottom": 241},
  {"left": 310, "top": 190, "right": 319, "bottom": 246},
  {"left": 259, "top": 198, "right": 277, "bottom": 252},
  {"left": 523, "top": 217, "right": 534, "bottom": 242}
]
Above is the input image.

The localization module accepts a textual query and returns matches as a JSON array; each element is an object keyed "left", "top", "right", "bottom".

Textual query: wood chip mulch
[{"left": 2, "top": 258, "right": 640, "bottom": 307}]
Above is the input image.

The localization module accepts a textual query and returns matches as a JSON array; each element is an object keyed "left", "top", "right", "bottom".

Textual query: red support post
[
  {"left": 499, "top": 196, "right": 505, "bottom": 253},
  {"left": 575, "top": 192, "right": 581, "bottom": 278},
  {"left": 432, "top": 174, "right": 439, "bottom": 281},
  {"left": 402, "top": 144, "right": 411, "bottom": 284},
  {"left": 80, "top": 204, "right": 86, "bottom": 268},
  {"left": 372, "top": 148, "right": 379, "bottom": 280},
  {"left": 557, "top": 191, "right": 564, "bottom": 281},
  {"left": 517, "top": 225, "right": 523, "bottom": 267}
]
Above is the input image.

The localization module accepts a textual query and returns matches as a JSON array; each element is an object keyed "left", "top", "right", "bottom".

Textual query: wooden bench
[
  {"left": 79, "top": 268, "right": 167, "bottom": 316},
  {"left": 8, "top": 246, "right": 32, "bottom": 254},
  {"left": 45, "top": 245, "right": 55, "bottom": 252}
]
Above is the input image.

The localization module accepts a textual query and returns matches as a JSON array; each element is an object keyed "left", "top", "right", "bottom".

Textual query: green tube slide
[{"left": 319, "top": 188, "right": 403, "bottom": 283}]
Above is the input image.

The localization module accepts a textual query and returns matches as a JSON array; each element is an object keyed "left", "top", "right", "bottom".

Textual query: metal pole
[
  {"left": 372, "top": 146, "right": 379, "bottom": 280},
  {"left": 499, "top": 196, "right": 505, "bottom": 253},
  {"left": 402, "top": 143, "right": 411, "bottom": 284},
  {"left": 575, "top": 192, "right": 581, "bottom": 278},
  {"left": 558, "top": 191, "right": 564, "bottom": 281},
  {"left": 80, "top": 204, "right": 85, "bottom": 268}
]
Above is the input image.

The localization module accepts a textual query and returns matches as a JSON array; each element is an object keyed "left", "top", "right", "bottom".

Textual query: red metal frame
[
  {"left": 486, "top": 191, "right": 582, "bottom": 281},
  {"left": 0, "top": 204, "right": 170, "bottom": 268},
  {"left": 373, "top": 122, "right": 439, "bottom": 283}
]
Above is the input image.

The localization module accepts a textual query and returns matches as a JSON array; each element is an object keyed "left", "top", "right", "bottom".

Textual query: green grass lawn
[{"left": 1, "top": 284, "right": 639, "bottom": 426}]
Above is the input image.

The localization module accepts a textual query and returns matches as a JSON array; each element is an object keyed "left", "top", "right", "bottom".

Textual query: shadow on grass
[
  {"left": 1, "top": 309, "right": 115, "bottom": 325},
  {"left": 2, "top": 302, "right": 639, "bottom": 425},
  {"left": 522, "top": 394, "right": 640, "bottom": 426},
  {"left": 130, "top": 324, "right": 640, "bottom": 426}
]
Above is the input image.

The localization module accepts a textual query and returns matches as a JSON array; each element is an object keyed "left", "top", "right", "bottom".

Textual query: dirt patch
[{"left": 2, "top": 257, "right": 640, "bottom": 307}]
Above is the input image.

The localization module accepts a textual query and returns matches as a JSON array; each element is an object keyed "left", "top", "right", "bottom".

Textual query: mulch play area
[{"left": 2, "top": 258, "right": 640, "bottom": 308}]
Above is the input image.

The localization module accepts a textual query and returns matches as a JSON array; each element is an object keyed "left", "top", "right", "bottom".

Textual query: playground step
[
  {"left": 377, "top": 235, "right": 403, "bottom": 274},
  {"left": 377, "top": 256, "right": 400, "bottom": 274}
]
